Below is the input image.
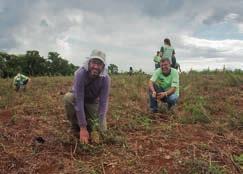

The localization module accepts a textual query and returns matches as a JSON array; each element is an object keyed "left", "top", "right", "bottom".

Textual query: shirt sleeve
[
  {"left": 21, "top": 74, "right": 29, "bottom": 81},
  {"left": 98, "top": 76, "right": 111, "bottom": 124},
  {"left": 150, "top": 70, "right": 159, "bottom": 82},
  {"left": 171, "top": 70, "right": 179, "bottom": 88},
  {"left": 73, "top": 70, "right": 87, "bottom": 127}
]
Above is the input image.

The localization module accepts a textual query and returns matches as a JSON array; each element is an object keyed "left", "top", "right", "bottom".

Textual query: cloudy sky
[{"left": 1, "top": 0, "right": 243, "bottom": 73}]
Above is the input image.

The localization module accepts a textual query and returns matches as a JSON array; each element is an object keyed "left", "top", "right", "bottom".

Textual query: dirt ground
[{"left": 0, "top": 74, "right": 242, "bottom": 174}]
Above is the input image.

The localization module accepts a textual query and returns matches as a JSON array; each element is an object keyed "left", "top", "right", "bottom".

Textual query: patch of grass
[
  {"left": 75, "top": 160, "right": 100, "bottom": 174},
  {"left": 76, "top": 143, "right": 104, "bottom": 155},
  {"left": 228, "top": 115, "right": 243, "bottom": 130},
  {"left": 233, "top": 154, "right": 243, "bottom": 168},
  {"left": 10, "top": 115, "right": 17, "bottom": 125},
  {"left": 180, "top": 96, "right": 211, "bottom": 124},
  {"left": 0, "top": 78, "right": 14, "bottom": 109},
  {"left": 102, "top": 131, "right": 127, "bottom": 146},
  {"left": 183, "top": 159, "right": 226, "bottom": 174},
  {"left": 224, "top": 72, "right": 243, "bottom": 87},
  {"left": 160, "top": 168, "right": 168, "bottom": 174},
  {"left": 135, "top": 115, "right": 152, "bottom": 129},
  {"left": 197, "top": 143, "right": 209, "bottom": 151}
]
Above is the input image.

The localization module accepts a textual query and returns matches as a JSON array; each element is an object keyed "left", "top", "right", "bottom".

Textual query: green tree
[{"left": 108, "top": 64, "right": 118, "bottom": 74}]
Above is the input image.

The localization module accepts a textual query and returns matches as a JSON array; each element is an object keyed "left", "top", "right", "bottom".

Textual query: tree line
[{"left": 0, "top": 50, "right": 79, "bottom": 78}]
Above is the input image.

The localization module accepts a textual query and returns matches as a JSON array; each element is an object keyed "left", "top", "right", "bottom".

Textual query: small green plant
[
  {"left": 160, "top": 168, "right": 168, "bottom": 174},
  {"left": 10, "top": 115, "right": 17, "bottom": 125},
  {"left": 135, "top": 115, "right": 152, "bottom": 129},
  {"left": 180, "top": 96, "right": 211, "bottom": 124},
  {"left": 183, "top": 159, "right": 225, "bottom": 174},
  {"left": 233, "top": 154, "right": 243, "bottom": 168}
]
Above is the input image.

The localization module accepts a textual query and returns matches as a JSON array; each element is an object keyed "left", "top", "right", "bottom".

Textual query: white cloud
[
  {"left": 224, "top": 13, "right": 239, "bottom": 21},
  {"left": 238, "top": 23, "right": 243, "bottom": 33},
  {"left": 1, "top": 0, "right": 243, "bottom": 73}
]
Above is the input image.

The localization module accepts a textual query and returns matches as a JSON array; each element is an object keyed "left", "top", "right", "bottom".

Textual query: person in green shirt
[
  {"left": 153, "top": 51, "right": 161, "bottom": 69},
  {"left": 13, "top": 73, "right": 30, "bottom": 91},
  {"left": 160, "top": 38, "right": 175, "bottom": 65},
  {"left": 148, "top": 58, "right": 179, "bottom": 113}
]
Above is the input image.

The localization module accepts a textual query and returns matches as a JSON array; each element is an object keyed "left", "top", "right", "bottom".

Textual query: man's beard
[{"left": 89, "top": 68, "right": 101, "bottom": 77}]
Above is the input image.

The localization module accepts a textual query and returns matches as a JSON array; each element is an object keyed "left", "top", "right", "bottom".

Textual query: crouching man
[
  {"left": 13, "top": 73, "right": 31, "bottom": 91},
  {"left": 148, "top": 58, "right": 179, "bottom": 113},
  {"left": 64, "top": 49, "right": 110, "bottom": 144}
]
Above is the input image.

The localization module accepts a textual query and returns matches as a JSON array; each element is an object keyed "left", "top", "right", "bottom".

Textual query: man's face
[
  {"left": 160, "top": 60, "right": 171, "bottom": 74},
  {"left": 88, "top": 58, "right": 104, "bottom": 77}
]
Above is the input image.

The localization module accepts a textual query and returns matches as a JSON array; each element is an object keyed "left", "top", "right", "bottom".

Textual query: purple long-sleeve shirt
[{"left": 72, "top": 67, "right": 110, "bottom": 127}]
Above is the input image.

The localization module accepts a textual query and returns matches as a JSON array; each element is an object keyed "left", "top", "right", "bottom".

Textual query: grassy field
[{"left": 0, "top": 71, "right": 243, "bottom": 174}]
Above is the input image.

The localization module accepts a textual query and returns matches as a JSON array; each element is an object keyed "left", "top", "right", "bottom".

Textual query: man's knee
[
  {"left": 167, "top": 94, "right": 179, "bottom": 105},
  {"left": 63, "top": 92, "right": 74, "bottom": 105}
]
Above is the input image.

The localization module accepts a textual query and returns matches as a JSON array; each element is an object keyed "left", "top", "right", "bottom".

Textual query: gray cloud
[{"left": 0, "top": 0, "right": 243, "bottom": 72}]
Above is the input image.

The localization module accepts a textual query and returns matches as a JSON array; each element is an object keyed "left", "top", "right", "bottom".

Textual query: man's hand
[
  {"left": 152, "top": 91, "right": 156, "bottom": 98},
  {"left": 156, "top": 92, "right": 167, "bottom": 100},
  {"left": 80, "top": 127, "right": 89, "bottom": 144}
]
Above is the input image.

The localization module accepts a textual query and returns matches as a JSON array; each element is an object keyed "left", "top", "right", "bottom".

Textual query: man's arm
[
  {"left": 98, "top": 76, "right": 111, "bottom": 132},
  {"left": 178, "top": 65, "right": 182, "bottom": 73},
  {"left": 149, "top": 70, "right": 160, "bottom": 97},
  {"left": 73, "top": 70, "right": 87, "bottom": 128},
  {"left": 148, "top": 80, "right": 156, "bottom": 97},
  {"left": 160, "top": 47, "right": 164, "bottom": 58},
  {"left": 172, "top": 49, "right": 175, "bottom": 56},
  {"left": 73, "top": 70, "right": 90, "bottom": 143},
  {"left": 165, "top": 87, "right": 176, "bottom": 96}
]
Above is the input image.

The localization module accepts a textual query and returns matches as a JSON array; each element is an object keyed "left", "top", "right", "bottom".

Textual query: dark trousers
[{"left": 155, "top": 63, "right": 160, "bottom": 69}]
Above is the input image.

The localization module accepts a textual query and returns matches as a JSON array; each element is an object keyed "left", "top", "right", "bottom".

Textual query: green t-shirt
[
  {"left": 160, "top": 45, "right": 175, "bottom": 63},
  {"left": 150, "top": 68, "right": 179, "bottom": 96},
  {"left": 153, "top": 55, "right": 161, "bottom": 63},
  {"left": 14, "top": 73, "right": 29, "bottom": 85}
]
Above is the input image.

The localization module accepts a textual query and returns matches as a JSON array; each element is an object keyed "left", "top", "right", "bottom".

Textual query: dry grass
[{"left": 0, "top": 72, "right": 242, "bottom": 174}]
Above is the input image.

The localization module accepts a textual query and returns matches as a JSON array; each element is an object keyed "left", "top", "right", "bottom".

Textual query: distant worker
[
  {"left": 148, "top": 58, "right": 179, "bottom": 113},
  {"left": 160, "top": 38, "right": 176, "bottom": 65},
  {"left": 129, "top": 66, "right": 133, "bottom": 76},
  {"left": 64, "top": 49, "right": 111, "bottom": 144},
  {"left": 13, "top": 73, "right": 30, "bottom": 91},
  {"left": 153, "top": 51, "right": 161, "bottom": 69}
]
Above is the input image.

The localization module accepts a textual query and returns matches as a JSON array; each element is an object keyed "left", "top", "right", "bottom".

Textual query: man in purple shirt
[{"left": 64, "top": 49, "right": 110, "bottom": 144}]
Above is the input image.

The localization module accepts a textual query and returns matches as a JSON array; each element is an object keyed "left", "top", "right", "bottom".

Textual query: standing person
[
  {"left": 160, "top": 38, "right": 175, "bottom": 65},
  {"left": 129, "top": 66, "right": 133, "bottom": 76},
  {"left": 64, "top": 49, "right": 111, "bottom": 144},
  {"left": 148, "top": 58, "right": 179, "bottom": 113},
  {"left": 13, "top": 73, "right": 31, "bottom": 91},
  {"left": 153, "top": 51, "right": 161, "bottom": 69}
]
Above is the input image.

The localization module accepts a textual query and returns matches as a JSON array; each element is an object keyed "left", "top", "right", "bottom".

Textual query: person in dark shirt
[
  {"left": 64, "top": 49, "right": 111, "bottom": 144},
  {"left": 129, "top": 66, "right": 133, "bottom": 76}
]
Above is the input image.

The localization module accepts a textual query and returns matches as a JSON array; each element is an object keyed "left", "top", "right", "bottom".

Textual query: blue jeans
[{"left": 149, "top": 83, "right": 179, "bottom": 112}]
